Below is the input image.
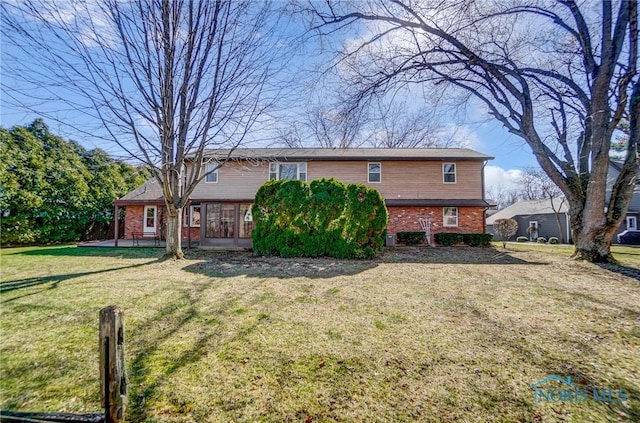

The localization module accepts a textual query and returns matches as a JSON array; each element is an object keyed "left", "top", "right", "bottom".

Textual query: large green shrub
[{"left": 252, "top": 178, "right": 388, "bottom": 259}]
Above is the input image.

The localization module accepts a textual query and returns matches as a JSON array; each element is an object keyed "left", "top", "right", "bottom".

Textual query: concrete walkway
[{"left": 78, "top": 239, "right": 195, "bottom": 248}]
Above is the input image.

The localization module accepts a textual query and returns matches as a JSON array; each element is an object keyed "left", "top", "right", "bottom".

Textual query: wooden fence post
[{"left": 99, "top": 306, "right": 127, "bottom": 423}]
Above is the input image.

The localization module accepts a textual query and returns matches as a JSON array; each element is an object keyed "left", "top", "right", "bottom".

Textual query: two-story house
[{"left": 114, "top": 148, "right": 493, "bottom": 247}]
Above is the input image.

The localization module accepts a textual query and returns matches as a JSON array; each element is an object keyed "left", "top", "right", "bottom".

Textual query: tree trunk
[
  {"left": 164, "top": 207, "right": 184, "bottom": 260},
  {"left": 568, "top": 198, "right": 619, "bottom": 263},
  {"left": 553, "top": 212, "right": 565, "bottom": 244},
  {"left": 574, "top": 225, "right": 618, "bottom": 263}
]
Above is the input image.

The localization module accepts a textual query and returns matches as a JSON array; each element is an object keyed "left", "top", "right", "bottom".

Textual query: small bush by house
[
  {"left": 434, "top": 232, "right": 464, "bottom": 246},
  {"left": 537, "top": 237, "right": 547, "bottom": 243},
  {"left": 548, "top": 237, "right": 559, "bottom": 244},
  {"left": 463, "top": 233, "right": 493, "bottom": 247},
  {"left": 396, "top": 231, "right": 425, "bottom": 245},
  {"left": 516, "top": 236, "right": 528, "bottom": 242}
]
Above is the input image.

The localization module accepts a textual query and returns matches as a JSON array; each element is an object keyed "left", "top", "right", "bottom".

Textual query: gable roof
[
  {"left": 194, "top": 147, "right": 493, "bottom": 161},
  {"left": 486, "top": 198, "right": 569, "bottom": 225},
  {"left": 116, "top": 178, "right": 164, "bottom": 205}
]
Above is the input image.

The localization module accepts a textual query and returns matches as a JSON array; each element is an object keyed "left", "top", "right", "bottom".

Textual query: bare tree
[
  {"left": 493, "top": 218, "right": 519, "bottom": 248},
  {"left": 368, "top": 99, "right": 451, "bottom": 148},
  {"left": 306, "top": 102, "right": 369, "bottom": 148},
  {"left": 516, "top": 167, "right": 567, "bottom": 242},
  {"left": 277, "top": 95, "right": 463, "bottom": 149},
  {"left": 308, "top": 0, "right": 639, "bottom": 262},
  {"left": 516, "top": 167, "right": 562, "bottom": 201},
  {"left": 2, "top": 0, "right": 287, "bottom": 259},
  {"left": 485, "top": 184, "right": 520, "bottom": 210}
]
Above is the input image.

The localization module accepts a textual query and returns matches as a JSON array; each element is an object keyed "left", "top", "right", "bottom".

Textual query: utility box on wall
[{"left": 385, "top": 234, "right": 396, "bottom": 246}]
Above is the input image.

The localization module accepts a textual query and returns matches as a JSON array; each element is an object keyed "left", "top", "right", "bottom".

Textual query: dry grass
[{"left": 1, "top": 245, "right": 639, "bottom": 422}]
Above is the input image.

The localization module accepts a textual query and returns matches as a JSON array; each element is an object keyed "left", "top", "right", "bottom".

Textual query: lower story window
[
  {"left": 206, "top": 204, "right": 235, "bottom": 238},
  {"left": 443, "top": 207, "right": 458, "bottom": 227},
  {"left": 183, "top": 205, "right": 201, "bottom": 227},
  {"left": 239, "top": 204, "right": 254, "bottom": 238},
  {"left": 204, "top": 203, "right": 254, "bottom": 239}
]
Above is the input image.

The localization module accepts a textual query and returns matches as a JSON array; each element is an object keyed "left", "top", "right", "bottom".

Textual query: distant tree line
[{"left": 0, "top": 119, "right": 150, "bottom": 246}]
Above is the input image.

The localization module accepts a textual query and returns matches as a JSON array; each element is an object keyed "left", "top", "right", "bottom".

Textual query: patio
[{"left": 78, "top": 239, "right": 196, "bottom": 248}]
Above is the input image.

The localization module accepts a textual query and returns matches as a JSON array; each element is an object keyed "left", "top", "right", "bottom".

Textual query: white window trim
[
  {"left": 627, "top": 216, "right": 637, "bottom": 231},
  {"left": 183, "top": 205, "right": 201, "bottom": 227},
  {"left": 143, "top": 205, "right": 157, "bottom": 234},
  {"left": 443, "top": 163, "right": 457, "bottom": 184},
  {"left": 205, "top": 163, "right": 218, "bottom": 183},
  {"left": 368, "top": 162, "right": 382, "bottom": 183},
  {"left": 528, "top": 221, "right": 539, "bottom": 241},
  {"left": 443, "top": 207, "right": 458, "bottom": 227},
  {"left": 269, "top": 162, "right": 307, "bottom": 181}
]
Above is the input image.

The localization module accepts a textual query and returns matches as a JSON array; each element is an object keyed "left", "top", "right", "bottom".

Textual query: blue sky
[{"left": 0, "top": 2, "right": 536, "bottom": 193}]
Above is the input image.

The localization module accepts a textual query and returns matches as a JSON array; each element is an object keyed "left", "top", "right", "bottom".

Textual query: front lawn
[{"left": 1, "top": 245, "right": 638, "bottom": 422}]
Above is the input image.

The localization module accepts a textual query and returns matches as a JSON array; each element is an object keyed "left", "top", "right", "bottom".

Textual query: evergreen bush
[{"left": 252, "top": 178, "right": 387, "bottom": 259}]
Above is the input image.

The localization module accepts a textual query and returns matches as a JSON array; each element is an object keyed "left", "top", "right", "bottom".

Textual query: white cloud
[
  {"left": 436, "top": 124, "right": 481, "bottom": 149},
  {"left": 484, "top": 165, "right": 522, "bottom": 195}
]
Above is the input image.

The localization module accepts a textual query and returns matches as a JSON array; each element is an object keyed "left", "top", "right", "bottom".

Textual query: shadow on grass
[
  {"left": 379, "top": 246, "right": 547, "bottom": 265},
  {"left": 6, "top": 245, "right": 163, "bottom": 259},
  {"left": 464, "top": 302, "right": 640, "bottom": 421},
  {"left": 181, "top": 246, "right": 546, "bottom": 280},
  {"left": 0, "top": 261, "right": 159, "bottom": 303},
  {"left": 596, "top": 263, "right": 640, "bottom": 281},
  {"left": 126, "top": 278, "right": 270, "bottom": 422}
]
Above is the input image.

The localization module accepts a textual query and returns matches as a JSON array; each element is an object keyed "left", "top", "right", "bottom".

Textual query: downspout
[
  {"left": 482, "top": 160, "right": 488, "bottom": 233},
  {"left": 565, "top": 212, "right": 571, "bottom": 244},
  {"left": 187, "top": 200, "right": 191, "bottom": 249},
  {"left": 114, "top": 203, "right": 119, "bottom": 247}
]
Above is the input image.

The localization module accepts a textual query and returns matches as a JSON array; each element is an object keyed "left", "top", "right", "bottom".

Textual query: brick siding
[
  {"left": 387, "top": 206, "right": 486, "bottom": 236},
  {"left": 124, "top": 205, "right": 200, "bottom": 241},
  {"left": 124, "top": 206, "right": 144, "bottom": 239}
]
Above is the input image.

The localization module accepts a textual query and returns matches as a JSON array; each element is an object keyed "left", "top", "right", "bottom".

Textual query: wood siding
[
  {"left": 190, "top": 159, "right": 484, "bottom": 200},
  {"left": 190, "top": 161, "right": 269, "bottom": 200},
  {"left": 308, "top": 160, "right": 483, "bottom": 199}
]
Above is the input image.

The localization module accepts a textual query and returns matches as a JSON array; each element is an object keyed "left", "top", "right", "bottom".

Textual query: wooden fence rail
[{"left": 1, "top": 306, "right": 128, "bottom": 423}]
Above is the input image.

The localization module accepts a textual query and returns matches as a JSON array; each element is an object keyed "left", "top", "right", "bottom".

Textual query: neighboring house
[
  {"left": 115, "top": 148, "right": 493, "bottom": 247},
  {"left": 607, "top": 160, "right": 640, "bottom": 240},
  {"left": 487, "top": 160, "right": 640, "bottom": 243},
  {"left": 486, "top": 198, "right": 570, "bottom": 242}
]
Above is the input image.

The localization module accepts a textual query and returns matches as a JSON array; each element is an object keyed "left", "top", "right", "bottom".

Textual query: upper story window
[
  {"left": 269, "top": 162, "right": 307, "bottom": 181},
  {"left": 368, "top": 162, "right": 381, "bottom": 183},
  {"left": 443, "top": 163, "right": 456, "bottom": 183},
  {"left": 443, "top": 207, "right": 458, "bottom": 227},
  {"left": 205, "top": 163, "right": 218, "bottom": 183}
]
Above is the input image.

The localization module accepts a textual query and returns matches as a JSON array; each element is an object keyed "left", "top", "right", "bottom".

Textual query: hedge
[
  {"left": 396, "top": 231, "right": 425, "bottom": 245},
  {"left": 252, "top": 178, "right": 387, "bottom": 259},
  {"left": 463, "top": 233, "right": 493, "bottom": 246},
  {"left": 434, "top": 232, "right": 464, "bottom": 246}
]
